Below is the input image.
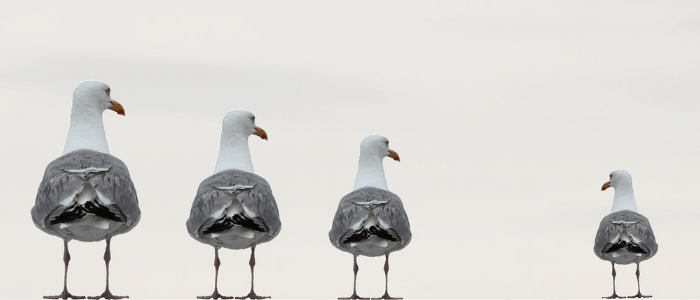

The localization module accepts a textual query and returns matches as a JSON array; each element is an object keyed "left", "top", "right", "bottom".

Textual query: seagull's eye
[
  {"left": 106, "top": 88, "right": 111, "bottom": 96},
  {"left": 251, "top": 116, "right": 255, "bottom": 123},
  {"left": 385, "top": 141, "right": 389, "bottom": 146}
]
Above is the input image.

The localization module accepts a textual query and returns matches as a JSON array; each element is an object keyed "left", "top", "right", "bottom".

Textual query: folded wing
[
  {"left": 31, "top": 150, "right": 140, "bottom": 237},
  {"left": 330, "top": 187, "right": 411, "bottom": 253},
  {"left": 187, "top": 169, "right": 281, "bottom": 240}
]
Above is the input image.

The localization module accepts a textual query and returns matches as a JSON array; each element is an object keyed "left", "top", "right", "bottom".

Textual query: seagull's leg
[
  {"left": 44, "top": 239, "right": 85, "bottom": 299},
  {"left": 627, "top": 263, "right": 652, "bottom": 298},
  {"left": 603, "top": 262, "right": 622, "bottom": 299},
  {"left": 339, "top": 255, "right": 368, "bottom": 300},
  {"left": 88, "top": 238, "right": 127, "bottom": 299},
  {"left": 236, "top": 246, "right": 270, "bottom": 300},
  {"left": 199, "top": 248, "right": 233, "bottom": 299},
  {"left": 372, "top": 254, "right": 401, "bottom": 300}
]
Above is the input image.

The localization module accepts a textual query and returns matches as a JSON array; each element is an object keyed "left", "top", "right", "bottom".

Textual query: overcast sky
[{"left": 2, "top": 1, "right": 700, "bottom": 299}]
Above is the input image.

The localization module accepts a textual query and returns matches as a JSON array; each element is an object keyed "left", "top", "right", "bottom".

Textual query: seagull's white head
[
  {"left": 222, "top": 109, "right": 267, "bottom": 140},
  {"left": 73, "top": 80, "right": 125, "bottom": 116},
  {"left": 602, "top": 170, "right": 633, "bottom": 191},
  {"left": 360, "top": 134, "right": 400, "bottom": 162}
]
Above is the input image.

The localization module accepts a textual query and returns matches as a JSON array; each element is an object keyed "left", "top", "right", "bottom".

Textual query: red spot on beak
[
  {"left": 109, "top": 100, "right": 125, "bottom": 116},
  {"left": 388, "top": 149, "right": 400, "bottom": 162},
  {"left": 254, "top": 127, "right": 268, "bottom": 140}
]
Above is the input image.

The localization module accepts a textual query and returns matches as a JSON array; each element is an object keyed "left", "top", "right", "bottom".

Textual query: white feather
[
  {"left": 63, "top": 167, "right": 110, "bottom": 173},
  {"left": 215, "top": 184, "right": 255, "bottom": 191}
]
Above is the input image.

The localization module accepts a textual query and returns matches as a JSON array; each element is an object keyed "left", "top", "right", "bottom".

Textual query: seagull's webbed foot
[
  {"left": 87, "top": 289, "right": 128, "bottom": 300},
  {"left": 371, "top": 292, "right": 402, "bottom": 300},
  {"left": 626, "top": 292, "right": 652, "bottom": 298},
  {"left": 44, "top": 290, "right": 86, "bottom": 300},
  {"left": 197, "top": 291, "right": 233, "bottom": 299},
  {"left": 339, "top": 293, "right": 369, "bottom": 300},
  {"left": 235, "top": 292, "right": 270, "bottom": 299},
  {"left": 602, "top": 293, "right": 624, "bottom": 299}
]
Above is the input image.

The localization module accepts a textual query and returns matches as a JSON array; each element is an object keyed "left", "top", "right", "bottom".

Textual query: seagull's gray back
[
  {"left": 329, "top": 187, "right": 411, "bottom": 256},
  {"left": 31, "top": 150, "right": 140, "bottom": 240},
  {"left": 594, "top": 210, "right": 658, "bottom": 264},
  {"left": 187, "top": 169, "right": 281, "bottom": 249}
]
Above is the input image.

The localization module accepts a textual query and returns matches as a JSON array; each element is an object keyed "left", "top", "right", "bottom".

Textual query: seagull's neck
[
  {"left": 352, "top": 154, "right": 388, "bottom": 191},
  {"left": 214, "top": 132, "right": 254, "bottom": 174},
  {"left": 62, "top": 104, "right": 109, "bottom": 155},
  {"left": 611, "top": 184, "right": 639, "bottom": 213}
]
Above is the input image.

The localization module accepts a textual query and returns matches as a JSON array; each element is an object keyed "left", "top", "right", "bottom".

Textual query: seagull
[
  {"left": 329, "top": 135, "right": 412, "bottom": 300},
  {"left": 594, "top": 170, "right": 658, "bottom": 299},
  {"left": 31, "top": 81, "right": 141, "bottom": 300},
  {"left": 187, "top": 110, "right": 281, "bottom": 300}
]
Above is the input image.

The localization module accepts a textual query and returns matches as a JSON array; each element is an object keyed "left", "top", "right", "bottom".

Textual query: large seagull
[
  {"left": 594, "top": 170, "right": 658, "bottom": 299},
  {"left": 31, "top": 81, "right": 141, "bottom": 300}
]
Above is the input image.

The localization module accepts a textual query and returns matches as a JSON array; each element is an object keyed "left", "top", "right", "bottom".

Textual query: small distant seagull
[
  {"left": 187, "top": 110, "right": 281, "bottom": 300},
  {"left": 31, "top": 81, "right": 141, "bottom": 299},
  {"left": 594, "top": 170, "right": 658, "bottom": 299},
  {"left": 329, "top": 135, "right": 411, "bottom": 300}
]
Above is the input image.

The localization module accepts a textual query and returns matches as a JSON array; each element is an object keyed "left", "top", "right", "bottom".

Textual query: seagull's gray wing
[
  {"left": 32, "top": 150, "right": 140, "bottom": 231},
  {"left": 187, "top": 169, "right": 281, "bottom": 239},
  {"left": 329, "top": 193, "right": 372, "bottom": 247},
  {"left": 329, "top": 187, "right": 412, "bottom": 248},
  {"left": 372, "top": 190, "right": 412, "bottom": 247},
  {"left": 594, "top": 210, "right": 658, "bottom": 259}
]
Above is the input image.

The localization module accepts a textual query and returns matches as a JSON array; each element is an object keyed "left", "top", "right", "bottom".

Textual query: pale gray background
[{"left": 1, "top": 1, "right": 699, "bottom": 299}]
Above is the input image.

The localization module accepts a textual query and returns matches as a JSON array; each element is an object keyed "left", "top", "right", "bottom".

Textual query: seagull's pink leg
[
  {"left": 44, "top": 240, "right": 85, "bottom": 300},
  {"left": 88, "top": 239, "right": 128, "bottom": 299}
]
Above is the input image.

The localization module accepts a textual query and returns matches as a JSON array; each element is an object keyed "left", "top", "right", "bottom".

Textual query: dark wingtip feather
[
  {"left": 84, "top": 201, "right": 123, "bottom": 222},
  {"left": 604, "top": 240, "right": 648, "bottom": 254},
  {"left": 342, "top": 226, "right": 399, "bottom": 244},
  {"left": 203, "top": 214, "right": 265, "bottom": 235},
  {"left": 49, "top": 204, "right": 86, "bottom": 225},
  {"left": 604, "top": 241, "right": 628, "bottom": 253}
]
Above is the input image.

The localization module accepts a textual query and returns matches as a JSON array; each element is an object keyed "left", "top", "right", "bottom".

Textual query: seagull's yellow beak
[
  {"left": 254, "top": 126, "right": 268, "bottom": 140},
  {"left": 109, "top": 100, "right": 125, "bottom": 116},
  {"left": 388, "top": 149, "right": 400, "bottom": 162},
  {"left": 601, "top": 181, "right": 611, "bottom": 191}
]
